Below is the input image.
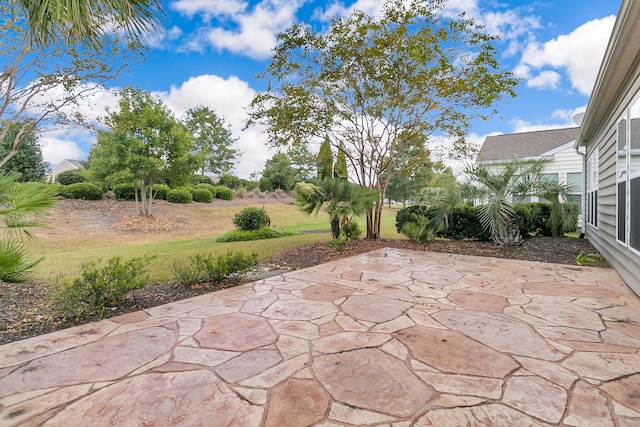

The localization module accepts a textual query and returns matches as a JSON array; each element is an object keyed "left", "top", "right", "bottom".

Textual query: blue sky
[{"left": 41, "top": 0, "right": 621, "bottom": 178}]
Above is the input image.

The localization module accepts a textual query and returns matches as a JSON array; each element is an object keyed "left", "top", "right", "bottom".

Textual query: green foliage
[
  {"left": 88, "top": 87, "right": 197, "bottom": 215},
  {"left": 0, "top": 240, "right": 41, "bottom": 283},
  {"left": 213, "top": 185, "right": 233, "bottom": 201},
  {"left": 171, "top": 251, "right": 258, "bottom": 286},
  {"left": 218, "top": 173, "right": 242, "bottom": 189},
  {"left": 575, "top": 253, "right": 607, "bottom": 267},
  {"left": 53, "top": 256, "right": 152, "bottom": 318},
  {"left": 0, "top": 120, "right": 48, "bottom": 182},
  {"left": 57, "top": 169, "right": 86, "bottom": 185},
  {"left": 194, "top": 175, "right": 213, "bottom": 184},
  {"left": 401, "top": 214, "right": 440, "bottom": 244},
  {"left": 185, "top": 106, "right": 239, "bottom": 176},
  {"left": 333, "top": 142, "right": 348, "bottom": 179},
  {"left": 194, "top": 183, "right": 216, "bottom": 195},
  {"left": 317, "top": 135, "right": 333, "bottom": 179},
  {"left": 341, "top": 221, "right": 361, "bottom": 240},
  {"left": 259, "top": 176, "right": 273, "bottom": 192},
  {"left": 151, "top": 183, "right": 170, "bottom": 200},
  {"left": 113, "top": 182, "right": 137, "bottom": 200},
  {"left": 330, "top": 237, "right": 346, "bottom": 252},
  {"left": 233, "top": 207, "right": 270, "bottom": 230},
  {"left": 166, "top": 188, "right": 193, "bottom": 204},
  {"left": 215, "top": 227, "right": 294, "bottom": 242},
  {"left": 261, "top": 153, "right": 296, "bottom": 191},
  {"left": 60, "top": 182, "right": 103, "bottom": 200},
  {"left": 192, "top": 187, "right": 213, "bottom": 203}
]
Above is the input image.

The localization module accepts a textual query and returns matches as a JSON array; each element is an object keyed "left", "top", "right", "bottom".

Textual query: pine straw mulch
[{"left": 0, "top": 236, "right": 606, "bottom": 345}]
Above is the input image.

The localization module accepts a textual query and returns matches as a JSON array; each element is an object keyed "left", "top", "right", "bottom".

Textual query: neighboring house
[
  {"left": 47, "top": 159, "right": 84, "bottom": 183},
  {"left": 575, "top": 0, "right": 640, "bottom": 293},
  {"left": 477, "top": 127, "right": 584, "bottom": 221}
]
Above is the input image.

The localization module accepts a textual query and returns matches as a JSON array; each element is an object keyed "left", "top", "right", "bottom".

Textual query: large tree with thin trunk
[{"left": 248, "top": 0, "right": 518, "bottom": 239}]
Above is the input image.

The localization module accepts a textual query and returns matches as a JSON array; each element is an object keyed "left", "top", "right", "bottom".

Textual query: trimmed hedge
[
  {"left": 194, "top": 183, "right": 216, "bottom": 197},
  {"left": 113, "top": 183, "right": 137, "bottom": 200},
  {"left": 60, "top": 182, "right": 103, "bottom": 200},
  {"left": 166, "top": 188, "right": 192, "bottom": 204},
  {"left": 192, "top": 187, "right": 214, "bottom": 203},
  {"left": 57, "top": 169, "right": 85, "bottom": 185},
  {"left": 151, "top": 183, "right": 170, "bottom": 200},
  {"left": 213, "top": 185, "right": 233, "bottom": 201}
]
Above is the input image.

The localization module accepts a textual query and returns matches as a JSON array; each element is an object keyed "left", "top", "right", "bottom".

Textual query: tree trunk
[
  {"left": 366, "top": 209, "right": 374, "bottom": 239},
  {"left": 330, "top": 216, "right": 340, "bottom": 239}
]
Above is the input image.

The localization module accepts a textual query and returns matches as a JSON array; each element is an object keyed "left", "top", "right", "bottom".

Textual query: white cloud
[
  {"left": 314, "top": 0, "right": 384, "bottom": 21},
  {"left": 158, "top": 74, "right": 273, "bottom": 179},
  {"left": 173, "top": 0, "right": 304, "bottom": 60},
  {"left": 518, "top": 16, "right": 615, "bottom": 95},
  {"left": 39, "top": 132, "right": 86, "bottom": 165},
  {"left": 527, "top": 70, "right": 561, "bottom": 90}
]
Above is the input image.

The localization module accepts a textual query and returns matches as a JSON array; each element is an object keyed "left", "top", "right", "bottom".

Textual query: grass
[{"left": 26, "top": 203, "right": 402, "bottom": 283}]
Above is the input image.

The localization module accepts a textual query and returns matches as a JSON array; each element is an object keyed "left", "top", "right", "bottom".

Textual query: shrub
[
  {"left": 439, "top": 207, "right": 490, "bottom": 241},
  {"left": 330, "top": 237, "right": 346, "bottom": 252},
  {"left": 192, "top": 187, "right": 214, "bottom": 203},
  {"left": 60, "top": 182, "right": 103, "bottom": 200},
  {"left": 401, "top": 214, "right": 440, "bottom": 244},
  {"left": 57, "top": 169, "right": 86, "bottom": 185},
  {"left": 215, "top": 227, "right": 295, "bottom": 242},
  {"left": 151, "top": 183, "right": 170, "bottom": 200},
  {"left": 341, "top": 221, "right": 362, "bottom": 240},
  {"left": 194, "top": 175, "right": 213, "bottom": 185},
  {"left": 113, "top": 183, "right": 137, "bottom": 200},
  {"left": 166, "top": 188, "right": 193, "bottom": 204},
  {"left": 233, "top": 207, "right": 269, "bottom": 230},
  {"left": 53, "top": 256, "right": 152, "bottom": 318},
  {"left": 48, "top": 183, "right": 64, "bottom": 196},
  {"left": 259, "top": 177, "right": 273, "bottom": 192},
  {"left": 395, "top": 205, "right": 432, "bottom": 233},
  {"left": 214, "top": 185, "right": 233, "bottom": 201},
  {"left": 194, "top": 183, "right": 216, "bottom": 193},
  {"left": 171, "top": 251, "right": 258, "bottom": 285},
  {"left": 218, "top": 173, "right": 241, "bottom": 189}
]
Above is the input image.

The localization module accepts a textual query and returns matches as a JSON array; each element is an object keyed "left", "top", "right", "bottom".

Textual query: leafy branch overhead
[{"left": 248, "top": 0, "right": 518, "bottom": 239}]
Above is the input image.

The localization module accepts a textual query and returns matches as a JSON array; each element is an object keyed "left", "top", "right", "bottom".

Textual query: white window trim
[
  {"left": 587, "top": 148, "right": 599, "bottom": 229},
  {"left": 617, "top": 112, "right": 628, "bottom": 245}
]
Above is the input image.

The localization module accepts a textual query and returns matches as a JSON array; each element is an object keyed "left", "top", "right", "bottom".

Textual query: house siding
[{"left": 585, "top": 61, "right": 640, "bottom": 293}]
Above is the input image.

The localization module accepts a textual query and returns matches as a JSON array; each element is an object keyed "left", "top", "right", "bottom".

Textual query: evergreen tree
[
  {"left": 0, "top": 120, "right": 48, "bottom": 182},
  {"left": 333, "top": 142, "right": 348, "bottom": 179},
  {"left": 316, "top": 135, "right": 333, "bottom": 179}
]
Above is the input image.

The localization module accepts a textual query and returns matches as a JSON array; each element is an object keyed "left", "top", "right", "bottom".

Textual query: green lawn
[{"left": 27, "top": 203, "right": 404, "bottom": 283}]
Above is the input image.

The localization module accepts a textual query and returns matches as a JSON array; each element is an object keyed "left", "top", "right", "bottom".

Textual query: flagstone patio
[{"left": 1, "top": 248, "right": 639, "bottom": 426}]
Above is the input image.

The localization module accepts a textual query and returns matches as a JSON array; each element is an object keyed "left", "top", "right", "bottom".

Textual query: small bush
[
  {"left": 259, "top": 177, "right": 273, "bottom": 192},
  {"left": 171, "top": 251, "right": 258, "bottom": 286},
  {"left": 233, "top": 207, "right": 269, "bottom": 230},
  {"left": 401, "top": 214, "right": 440, "bottom": 244},
  {"left": 151, "top": 183, "right": 170, "bottom": 200},
  {"left": 341, "top": 221, "right": 362, "bottom": 240},
  {"left": 215, "top": 227, "right": 294, "bottom": 242},
  {"left": 166, "top": 188, "right": 193, "bottom": 204},
  {"left": 194, "top": 175, "right": 212, "bottom": 185},
  {"left": 53, "top": 256, "right": 152, "bottom": 318},
  {"left": 218, "top": 173, "right": 241, "bottom": 189},
  {"left": 214, "top": 185, "right": 233, "bottom": 200},
  {"left": 330, "top": 237, "right": 346, "bottom": 252},
  {"left": 113, "top": 183, "right": 137, "bottom": 200},
  {"left": 192, "top": 187, "right": 214, "bottom": 203},
  {"left": 57, "top": 169, "right": 86, "bottom": 185},
  {"left": 60, "top": 182, "right": 103, "bottom": 200},
  {"left": 48, "top": 183, "right": 64, "bottom": 195},
  {"left": 194, "top": 183, "right": 216, "bottom": 196},
  {"left": 0, "top": 240, "right": 41, "bottom": 283}
]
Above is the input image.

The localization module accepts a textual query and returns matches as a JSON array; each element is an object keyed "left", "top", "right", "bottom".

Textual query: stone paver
[{"left": 1, "top": 248, "right": 639, "bottom": 426}]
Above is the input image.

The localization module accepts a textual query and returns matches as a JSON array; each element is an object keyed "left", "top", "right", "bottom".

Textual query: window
[
  {"left": 567, "top": 172, "right": 583, "bottom": 214},
  {"left": 616, "top": 96, "right": 640, "bottom": 252},
  {"left": 617, "top": 114, "right": 627, "bottom": 243},
  {"left": 587, "top": 149, "right": 598, "bottom": 227}
]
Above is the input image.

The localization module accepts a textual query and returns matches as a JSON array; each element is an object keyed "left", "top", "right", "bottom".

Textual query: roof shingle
[{"left": 478, "top": 127, "right": 579, "bottom": 161}]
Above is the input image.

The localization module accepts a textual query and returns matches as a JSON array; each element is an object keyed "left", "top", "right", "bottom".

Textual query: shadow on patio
[{"left": 1, "top": 248, "right": 639, "bottom": 426}]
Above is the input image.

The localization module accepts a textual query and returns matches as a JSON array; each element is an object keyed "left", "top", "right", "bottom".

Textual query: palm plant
[
  {"left": 0, "top": 172, "right": 58, "bottom": 282},
  {"left": 464, "top": 158, "right": 547, "bottom": 245},
  {"left": 535, "top": 179, "right": 580, "bottom": 237},
  {"left": 295, "top": 177, "right": 378, "bottom": 239}
]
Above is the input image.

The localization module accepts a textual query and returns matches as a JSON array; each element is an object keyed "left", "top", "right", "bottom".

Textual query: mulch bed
[{"left": 0, "top": 236, "right": 606, "bottom": 345}]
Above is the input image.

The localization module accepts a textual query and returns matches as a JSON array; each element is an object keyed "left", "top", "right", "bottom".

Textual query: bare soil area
[{"left": 0, "top": 196, "right": 606, "bottom": 345}]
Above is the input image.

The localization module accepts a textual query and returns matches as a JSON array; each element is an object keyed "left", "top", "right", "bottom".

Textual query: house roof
[
  {"left": 577, "top": 0, "right": 640, "bottom": 146},
  {"left": 64, "top": 159, "right": 84, "bottom": 169},
  {"left": 478, "top": 127, "right": 580, "bottom": 162}
]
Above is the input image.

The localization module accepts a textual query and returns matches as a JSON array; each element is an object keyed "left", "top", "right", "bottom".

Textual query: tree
[
  {"left": 260, "top": 153, "right": 296, "bottom": 191},
  {"left": 184, "top": 106, "right": 239, "bottom": 177},
  {"left": 333, "top": 142, "right": 348, "bottom": 179},
  {"left": 287, "top": 144, "right": 316, "bottom": 182},
  {"left": 316, "top": 135, "right": 333, "bottom": 179},
  {"left": 0, "top": 3, "right": 148, "bottom": 169},
  {"left": 0, "top": 120, "right": 48, "bottom": 182},
  {"left": 248, "top": 0, "right": 518, "bottom": 239},
  {"left": 89, "top": 88, "right": 196, "bottom": 215},
  {"left": 0, "top": 171, "right": 58, "bottom": 282},
  {"left": 10, "top": 0, "right": 163, "bottom": 48},
  {"left": 386, "top": 164, "right": 434, "bottom": 207},
  {"left": 295, "top": 177, "right": 378, "bottom": 239}
]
